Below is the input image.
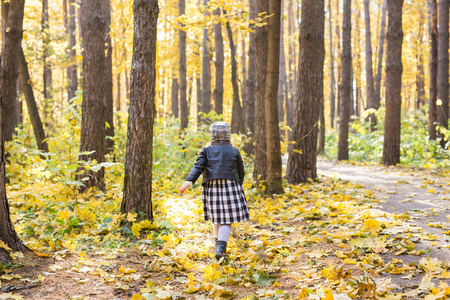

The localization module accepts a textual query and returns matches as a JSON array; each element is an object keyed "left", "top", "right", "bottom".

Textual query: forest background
[{"left": 0, "top": 0, "right": 450, "bottom": 299}]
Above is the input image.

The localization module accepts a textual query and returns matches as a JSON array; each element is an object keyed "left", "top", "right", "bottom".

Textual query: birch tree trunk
[{"left": 364, "top": 0, "right": 376, "bottom": 130}]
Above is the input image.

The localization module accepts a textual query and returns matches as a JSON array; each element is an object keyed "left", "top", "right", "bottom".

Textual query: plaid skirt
[{"left": 202, "top": 179, "right": 250, "bottom": 224}]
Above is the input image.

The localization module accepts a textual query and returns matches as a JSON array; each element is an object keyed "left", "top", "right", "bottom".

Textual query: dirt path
[{"left": 317, "top": 159, "right": 450, "bottom": 287}]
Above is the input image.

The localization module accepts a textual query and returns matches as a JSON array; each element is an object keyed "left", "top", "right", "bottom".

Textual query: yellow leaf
[
  {"left": 438, "top": 269, "right": 450, "bottom": 279},
  {"left": 0, "top": 241, "right": 12, "bottom": 252},
  {"left": 127, "top": 212, "right": 137, "bottom": 223},
  {"left": 364, "top": 218, "right": 382, "bottom": 236},
  {"left": 323, "top": 290, "right": 334, "bottom": 300},
  {"left": 33, "top": 250, "right": 52, "bottom": 258},
  {"left": 202, "top": 264, "right": 222, "bottom": 283},
  {"left": 131, "top": 294, "right": 145, "bottom": 300},
  {"left": 119, "top": 266, "right": 136, "bottom": 274},
  {"left": 131, "top": 223, "right": 142, "bottom": 237}
]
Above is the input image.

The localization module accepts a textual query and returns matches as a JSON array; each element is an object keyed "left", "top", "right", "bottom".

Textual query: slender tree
[
  {"left": 179, "top": 0, "right": 188, "bottom": 130},
  {"left": 428, "top": 0, "right": 437, "bottom": 140},
  {"left": 42, "top": 0, "right": 53, "bottom": 125},
  {"left": 337, "top": 0, "right": 351, "bottom": 161},
  {"left": 213, "top": 7, "right": 224, "bottom": 116},
  {"left": 18, "top": 48, "right": 49, "bottom": 154},
  {"left": 374, "top": 0, "right": 387, "bottom": 110},
  {"left": 1, "top": 0, "right": 24, "bottom": 143},
  {"left": 103, "top": 0, "right": 115, "bottom": 154},
  {"left": 265, "top": 0, "right": 283, "bottom": 194},
  {"left": 437, "top": 0, "right": 449, "bottom": 148},
  {"left": 253, "top": 0, "right": 269, "bottom": 182},
  {"left": 171, "top": 78, "right": 179, "bottom": 118},
  {"left": 381, "top": 0, "right": 404, "bottom": 166},
  {"left": 121, "top": 0, "right": 159, "bottom": 219},
  {"left": 277, "top": 0, "right": 286, "bottom": 130},
  {"left": 286, "top": 0, "right": 295, "bottom": 129},
  {"left": 0, "top": 56, "right": 26, "bottom": 264},
  {"left": 245, "top": 0, "right": 256, "bottom": 152},
  {"left": 201, "top": 0, "right": 212, "bottom": 116},
  {"left": 77, "top": 0, "right": 107, "bottom": 192},
  {"left": 67, "top": 0, "right": 78, "bottom": 102},
  {"left": 364, "top": 0, "right": 376, "bottom": 130},
  {"left": 225, "top": 15, "right": 245, "bottom": 134},
  {"left": 415, "top": 8, "right": 425, "bottom": 110},
  {"left": 286, "top": 0, "right": 324, "bottom": 184},
  {"left": 328, "top": 0, "right": 335, "bottom": 129}
]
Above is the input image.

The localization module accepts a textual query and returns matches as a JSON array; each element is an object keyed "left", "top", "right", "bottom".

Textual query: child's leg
[
  {"left": 213, "top": 224, "right": 220, "bottom": 239},
  {"left": 218, "top": 224, "right": 231, "bottom": 242}
]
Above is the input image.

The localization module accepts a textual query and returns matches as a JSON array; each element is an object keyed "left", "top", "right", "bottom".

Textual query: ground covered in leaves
[{"left": 1, "top": 168, "right": 450, "bottom": 299}]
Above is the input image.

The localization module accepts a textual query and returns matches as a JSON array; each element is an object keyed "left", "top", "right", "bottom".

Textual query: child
[{"left": 179, "top": 122, "right": 250, "bottom": 259}]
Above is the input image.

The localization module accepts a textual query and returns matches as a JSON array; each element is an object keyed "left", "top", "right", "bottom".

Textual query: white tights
[{"left": 213, "top": 224, "right": 232, "bottom": 242}]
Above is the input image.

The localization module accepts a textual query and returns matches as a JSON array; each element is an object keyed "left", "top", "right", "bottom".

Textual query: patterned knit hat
[{"left": 210, "top": 122, "right": 231, "bottom": 142}]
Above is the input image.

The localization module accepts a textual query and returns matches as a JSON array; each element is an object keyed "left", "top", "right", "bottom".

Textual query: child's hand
[{"left": 179, "top": 181, "right": 192, "bottom": 194}]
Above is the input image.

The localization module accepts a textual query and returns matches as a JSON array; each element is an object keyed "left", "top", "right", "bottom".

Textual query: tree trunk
[
  {"left": 364, "top": 0, "right": 376, "bottom": 130},
  {"left": 416, "top": 9, "right": 425, "bottom": 110},
  {"left": 244, "top": 0, "right": 256, "bottom": 155},
  {"left": 286, "top": 0, "right": 295, "bottom": 129},
  {"left": 116, "top": 72, "right": 121, "bottom": 128},
  {"left": 253, "top": 0, "right": 269, "bottom": 182},
  {"left": 179, "top": 0, "right": 188, "bottom": 130},
  {"left": 381, "top": 0, "right": 403, "bottom": 166},
  {"left": 241, "top": 26, "right": 247, "bottom": 122},
  {"left": 264, "top": 0, "right": 283, "bottom": 194},
  {"left": 428, "top": 0, "right": 437, "bottom": 140},
  {"left": 1, "top": 0, "right": 24, "bottom": 143},
  {"left": 286, "top": 0, "right": 324, "bottom": 184},
  {"left": 0, "top": 56, "right": 26, "bottom": 264},
  {"left": 201, "top": 0, "right": 212, "bottom": 116},
  {"left": 77, "top": 0, "right": 107, "bottom": 192},
  {"left": 196, "top": 74, "right": 201, "bottom": 125},
  {"left": 318, "top": 95, "right": 325, "bottom": 155},
  {"left": 337, "top": 0, "right": 351, "bottom": 161},
  {"left": 171, "top": 78, "right": 179, "bottom": 118},
  {"left": 437, "top": 0, "right": 449, "bottom": 148},
  {"left": 121, "top": 0, "right": 158, "bottom": 220},
  {"left": 374, "top": 0, "right": 387, "bottom": 111},
  {"left": 18, "top": 48, "right": 49, "bottom": 154},
  {"left": 278, "top": 0, "right": 287, "bottom": 136},
  {"left": 67, "top": 0, "right": 78, "bottom": 102},
  {"left": 42, "top": 0, "right": 53, "bottom": 127},
  {"left": 328, "top": 0, "right": 335, "bottom": 129},
  {"left": 213, "top": 7, "right": 224, "bottom": 117},
  {"left": 103, "top": 0, "right": 114, "bottom": 154},
  {"left": 225, "top": 16, "right": 245, "bottom": 134}
]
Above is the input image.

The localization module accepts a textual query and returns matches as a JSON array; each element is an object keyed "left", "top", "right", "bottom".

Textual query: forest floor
[{"left": 1, "top": 159, "right": 450, "bottom": 300}]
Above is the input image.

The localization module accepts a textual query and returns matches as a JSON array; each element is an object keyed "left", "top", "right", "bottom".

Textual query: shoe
[{"left": 215, "top": 240, "right": 227, "bottom": 259}]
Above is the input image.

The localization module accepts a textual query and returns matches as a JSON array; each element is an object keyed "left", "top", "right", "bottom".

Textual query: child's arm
[{"left": 179, "top": 181, "right": 192, "bottom": 193}]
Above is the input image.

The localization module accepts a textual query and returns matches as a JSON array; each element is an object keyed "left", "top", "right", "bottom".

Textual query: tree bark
[
  {"left": 364, "top": 0, "right": 376, "bottom": 130},
  {"left": 0, "top": 56, "right": 26, "bottom": 264},
  {"left": 213, "top": 8, "right": 224, "bottom": 116},
  {"left": 428, "top": 0, "right": 437, "bottom": 140},
  {"left": 225, "top": 16, "right": 245, "bottom": 134},
  {"left": 241, "top": 26, "right": 247, "bottom": 122},
  {"left": 415, "top": 9, "right": 425, "bottom": 110},
  {"left": 18, "top": 48, "right": 49, "bottom": 154},
  {"left": 328, "top": 0, "right": 335, "bottom": 129},
  {"left": 286, "top": 0, "right": 295, "bottom": 129},
  {"left": 67, "top": 0, "right": 78, "bottom": 102},
  {"left": 1, "top": 0, "right": 24, "bottom": 143},
  {"left": 171, "top": 78, "right": 179, "bottom": 118},
  {"left": 42, "top": 0, "right": 53, "bottom": 127},
  {"left": 374, "top": 0, "right": 387, "bottom": 111},
  {"left": 103, "top": 0, "right": 114, "bottom": 154},
  {"left": 265, "top": 0, "right": 283, "bottom": 194},
  {"left": 201, "top": 0, "right": 212, "bottom": 116},
  {"left": 121, "top": 0, "right": 158, "bottom": 220},
  {"left": 179, "top": 0, "right": 188, "bottom": 130},
  {"left": 286, "top": 0, "right": 324, "bottom": 184},
  {"left": 253, "top": 0, "right": 269, "bottom": 182},
  {"left": 437, "top": 0, "right": 449, "bottom": 148},
  {"left": 116, "top": 72, "right": 121, "bottom": 128},
  {"left": 77, "top": 0, "right": 107, "bottom": 192},
  {"left": 381, "top": 0, "right": 403, "bottom": 166},
  {"left": 337, "top": 0, "right": 351, "bottom": 161},
  {"left": 245, "top": 0, "right": 256, "bottom": 154},
  {"left": 278, "top": 0, "right": 287, "bottom": 135}
]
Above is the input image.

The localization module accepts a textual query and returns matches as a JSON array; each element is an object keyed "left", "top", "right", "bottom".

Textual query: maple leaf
[{"left": 364, "top": 218, "right": 382, "bottom": 236}]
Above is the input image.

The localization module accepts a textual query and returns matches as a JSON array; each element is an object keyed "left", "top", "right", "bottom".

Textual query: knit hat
[{"left": 210, "top": 122, "right": 231, "bottom": 142}]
